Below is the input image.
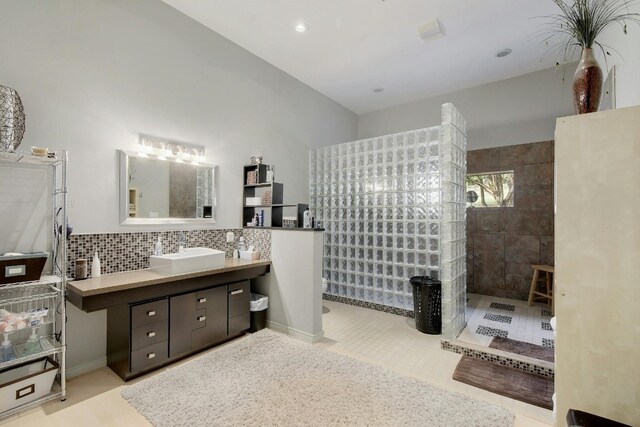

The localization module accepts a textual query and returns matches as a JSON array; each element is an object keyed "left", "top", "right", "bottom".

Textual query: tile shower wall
[
  {"left": 310, "top": 103, "right": 467, "bottom": 340},
  {"left": 67, "top": 228, "right": 271, "bottom": 277},
  {"left": 466, "top": 141, "right": 554, "bottom": 300}
]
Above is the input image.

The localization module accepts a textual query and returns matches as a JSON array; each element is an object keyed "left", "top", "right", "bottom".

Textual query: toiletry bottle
[
  {"left": 260, "top": 209, "right": 265, "bottom": 227},
  {"left": 303, "top": 209, "right": 310, "bottom": 228},
  {"left": 266, "top": 165, "right": 272, "bottom": 183},
  {"left": 238, "top": 237, "right": 246, "bottom": 258},
  {"left": 92, "top": 252, "right": 101, "bottom": 278},
  {"left": 154, "top": 236, "right": 163, "bottom": 256},
  {"left": 0, "top": 333, "right": 16, "bottom": 362}
]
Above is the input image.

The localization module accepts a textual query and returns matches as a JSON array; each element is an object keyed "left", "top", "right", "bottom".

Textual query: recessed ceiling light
[
  {"left": 496, "top": 48, "right": 512, "bottom": 58},
  {"left": 295, "top": 23, "right": 307, "bottom": 32},
  {"left": 373, "top": 87, "right": 384, "bottom": 93}
]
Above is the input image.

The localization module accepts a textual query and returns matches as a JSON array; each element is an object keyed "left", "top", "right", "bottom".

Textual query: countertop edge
[{"left": 68, "top": 259, "right": 271, "bottom": 297}]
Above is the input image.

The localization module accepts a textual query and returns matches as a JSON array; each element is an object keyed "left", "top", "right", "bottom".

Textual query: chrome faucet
[{"left": 178, "top": 232, "right": 187, "bottom": 253}]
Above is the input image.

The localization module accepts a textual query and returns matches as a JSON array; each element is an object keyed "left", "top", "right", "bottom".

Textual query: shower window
[{"left": 466, "top": 171, "right": 514, "bottom": 208}]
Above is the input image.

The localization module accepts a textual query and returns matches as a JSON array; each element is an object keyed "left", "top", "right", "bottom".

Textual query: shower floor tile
[{"left": 458, "top": 294, "right": 556, "bottom": 348}]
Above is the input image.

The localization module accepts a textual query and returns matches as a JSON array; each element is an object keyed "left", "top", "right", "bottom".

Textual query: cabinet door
[
  {"left": 169, "top": 292, "right": 197, "bottom": 357},
  {"left": 228, "top": 281, "right": 250, "bottom": 336},
  {"left": 191, "top": 286, "right": 228, "bottom": 350}
]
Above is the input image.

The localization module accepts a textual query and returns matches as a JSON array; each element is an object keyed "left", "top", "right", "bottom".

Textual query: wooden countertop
[{"left": 68, "top": 258, "right": 272, "bottom": 298}]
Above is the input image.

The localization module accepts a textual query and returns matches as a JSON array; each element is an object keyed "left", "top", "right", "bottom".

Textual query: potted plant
[{"left": 543, "top": 0, "right": 639, "bottom": 114}]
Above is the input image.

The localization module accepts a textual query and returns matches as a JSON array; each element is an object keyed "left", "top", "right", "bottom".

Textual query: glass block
[
  {"left": 418, "top": 252, "right": 427, "bottom": 266},
  {"left": 417, "top": 237, "right": 427, "bottom": 251},
  {"left": 385, "top": 278, "right": 394, "bottom": 292},
  {"left": 429, "top": 253, "right": 439, "bottom": 268},
  {"left": 384, "top": 292, "right": 395, "bottom": 307},
  {"left": 374, "top": 291, "right": 384, "bottom": 304},
  {"left": 384, "top": 264, "right": 393, "bottom": 277},
  {"left": 407, "top": 251, "right": 416, "bottom": 264},
  {"left": 406, "top": 223, "right": 416, "bottom": 235}
]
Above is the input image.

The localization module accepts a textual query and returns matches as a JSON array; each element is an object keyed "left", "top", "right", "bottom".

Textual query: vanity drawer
[
  {"left": 131, "top": 319, "right": 168, "bottom": 351},
  {"left": 228, "top": 281, "right": 250, "bottom": 317},
  {"left": 229, "top": 313, "right": 250, "bottom": 336},
  {"left": 131, "top": 299, "right": 168, "bottom": 328},
  {"left": 131, "top": 340, "right": 168, "bottom": 373}
]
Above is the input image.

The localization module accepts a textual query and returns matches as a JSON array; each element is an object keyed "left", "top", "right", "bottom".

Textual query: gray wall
[
  {"left": 0, "top": 0, "right": 358, "bottom": 234},
  {"left": 466, "top": 141, "right": 554, "bottom": 300},
  {"left": 0, "top": 0, "right": 357, "bottom": 374},
  {"left": 358, "top": 66, "right": 575, "bottom": 150}
]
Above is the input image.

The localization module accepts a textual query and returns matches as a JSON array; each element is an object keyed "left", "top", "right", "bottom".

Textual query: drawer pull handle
[
  {"left": 147, "top": 310, "right": 156, "bottom": 317},
  {"left": 230, "top": 289, "right": 244, "bottom": 296},
  {"left": 147, "top": 331, "right": 156, "bottom": 338},
  {"left": 147, "top": 353, "right": 156, "bottom": 359},
  {"left": 198, "top": 298, "right": 207, "bottom": 303},
  {"left": 198, "top": 316, "right": 206, "bottom": 322}
]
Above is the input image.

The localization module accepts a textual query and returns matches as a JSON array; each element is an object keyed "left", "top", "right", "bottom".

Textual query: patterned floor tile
[
  {"left": 489, "top": 302, "right": 515, "bottom": 312},
  {"left": 476, "top": 325, "right": 508, "bottom": 338},
  {"left": 483, "top": 313, "right": 512, "bottom": 324}
]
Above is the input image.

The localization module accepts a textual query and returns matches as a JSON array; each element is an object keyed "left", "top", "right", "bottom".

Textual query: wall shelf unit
[
  {"left": 242, "top": 164, "right": 309, "bottom": 228},
  {"left": 0, "top": 151, "right": 68, "bottom": 419}
]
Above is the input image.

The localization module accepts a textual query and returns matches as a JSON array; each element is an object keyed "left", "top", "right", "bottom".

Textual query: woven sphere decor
[{"left": 0, "top": 85, "right": 26, "bottom": 152}]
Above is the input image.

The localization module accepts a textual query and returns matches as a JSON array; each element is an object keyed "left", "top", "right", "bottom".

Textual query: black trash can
[
  {"left": 410, "top": 276, "right": 441, "bottom": 335},
  {"left": 249, "top": 293, "right": 268, "bottom": 333}
]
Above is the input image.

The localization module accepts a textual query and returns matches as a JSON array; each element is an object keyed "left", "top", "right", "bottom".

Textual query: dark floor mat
[
  {"left": 452, "top": 356, "right": 554, "bottom": 410},
  {"left": 489, "top": 336, "right": 554, "bottom": 363}
]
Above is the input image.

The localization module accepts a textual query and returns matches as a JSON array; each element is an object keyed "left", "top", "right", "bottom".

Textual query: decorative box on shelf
[{"left": 282, "top": 217, "right": 297, "bottom": 228}]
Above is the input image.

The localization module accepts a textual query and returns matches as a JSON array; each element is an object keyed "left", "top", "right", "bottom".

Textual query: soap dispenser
[{"left": 0, "top": 333, "right": 16, "bottom": 362}]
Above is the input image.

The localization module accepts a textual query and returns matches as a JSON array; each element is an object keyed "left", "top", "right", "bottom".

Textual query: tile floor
[
  {"left": 2, "top": 300, "right": 553, "bottom": 426},
  {"left": 458, "top": 293, "right": 556, "bottom": 349}
]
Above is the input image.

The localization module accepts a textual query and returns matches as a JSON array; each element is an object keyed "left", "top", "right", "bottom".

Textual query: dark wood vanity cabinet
[
  {"left": 107, "top": 280, "right": 251, "bottom": 381},
  {"left": 170, "top": 285, "right": 228, "bottom": 357}
]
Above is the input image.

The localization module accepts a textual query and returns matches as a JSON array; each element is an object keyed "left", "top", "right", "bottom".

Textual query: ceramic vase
[
  {"left": 0, "top": 85, "right": 26, "bottom": 152},
  {"left": 573, "top": 48, "right": 603, "bottom": 115}
]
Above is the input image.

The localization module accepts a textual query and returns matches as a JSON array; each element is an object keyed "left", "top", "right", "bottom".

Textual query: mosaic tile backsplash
[{"left": 67, "top": 228, "right": 271, "bottom": 277}]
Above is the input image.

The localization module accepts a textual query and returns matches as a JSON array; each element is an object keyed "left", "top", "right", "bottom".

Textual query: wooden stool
[{"left": 527, "top": 264, "right": 554, "bottom": 312}]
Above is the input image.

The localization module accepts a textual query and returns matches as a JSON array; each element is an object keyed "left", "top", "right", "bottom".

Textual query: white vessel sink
[{"left": 149, "top": 247, "right": 226, "bottom": 275}]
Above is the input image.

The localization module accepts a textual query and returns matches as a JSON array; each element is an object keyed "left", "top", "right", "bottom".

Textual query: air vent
[{"left": 417, "top": 19, "right": 444, "bottom": 42}]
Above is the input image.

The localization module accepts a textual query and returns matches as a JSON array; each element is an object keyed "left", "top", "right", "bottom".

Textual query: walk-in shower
[{"left": 309, "top": 103, "right": 467, "bottom": 340}]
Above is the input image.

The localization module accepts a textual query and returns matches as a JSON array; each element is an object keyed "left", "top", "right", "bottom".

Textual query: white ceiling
[{"left": 163, "top": 0, "right": 563, "bottom": 114}]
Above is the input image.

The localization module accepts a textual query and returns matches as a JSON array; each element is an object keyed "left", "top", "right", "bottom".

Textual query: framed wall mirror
[{"left": 119, "top": 150, "right": 217, "bottom": 225}]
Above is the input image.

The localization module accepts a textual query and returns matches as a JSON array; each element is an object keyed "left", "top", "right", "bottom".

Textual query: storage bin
[
  {"left": 410, "top": 276, "right": 442, "bottom": 335},
  {"left": 0, "top": 356, "right": 58, "bottom": 412},
  {"left": 249, "top": 293, "right": 268, "bottom": 333},
  {"left": 0, "top": 252, "right": 49, "bottom": 285}
]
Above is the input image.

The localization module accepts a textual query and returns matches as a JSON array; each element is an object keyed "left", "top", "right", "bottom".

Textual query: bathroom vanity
[{"left": 67, "top": 259, "right": 270, "bottom": 380}]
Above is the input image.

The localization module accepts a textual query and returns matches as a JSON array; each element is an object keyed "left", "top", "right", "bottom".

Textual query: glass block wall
[
  {"left": 309, "top": 103, "right": 467, "bottom": 340},
  {"left": 439, "top": 103, "right": 467, "bottom": 340}
]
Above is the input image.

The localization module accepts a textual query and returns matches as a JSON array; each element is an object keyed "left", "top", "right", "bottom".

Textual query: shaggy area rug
[{"left": 122, "top": 330, "right": 513, "bottom": 426}]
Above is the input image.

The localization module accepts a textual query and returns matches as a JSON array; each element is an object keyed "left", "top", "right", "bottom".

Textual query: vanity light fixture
[{"left": 138, "top": 135, "right": 206, "bottom": 164}]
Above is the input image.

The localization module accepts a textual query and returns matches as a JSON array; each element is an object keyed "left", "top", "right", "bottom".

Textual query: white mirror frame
[{"left": 119, "top": 150, "right": 217, "bottom": 225}]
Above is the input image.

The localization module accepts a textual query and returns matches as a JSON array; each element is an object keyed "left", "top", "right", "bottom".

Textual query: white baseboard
[
  {"left": 266, "top": 321, "right": 324, "bottom": 343},
  {"left": 66, "top": 357, "right": 107, "bottom": 378}
]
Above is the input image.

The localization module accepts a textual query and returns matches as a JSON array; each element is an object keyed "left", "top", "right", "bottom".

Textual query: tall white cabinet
[{"left": 555, "top": 106, "right": 640, "bottom": 426}]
